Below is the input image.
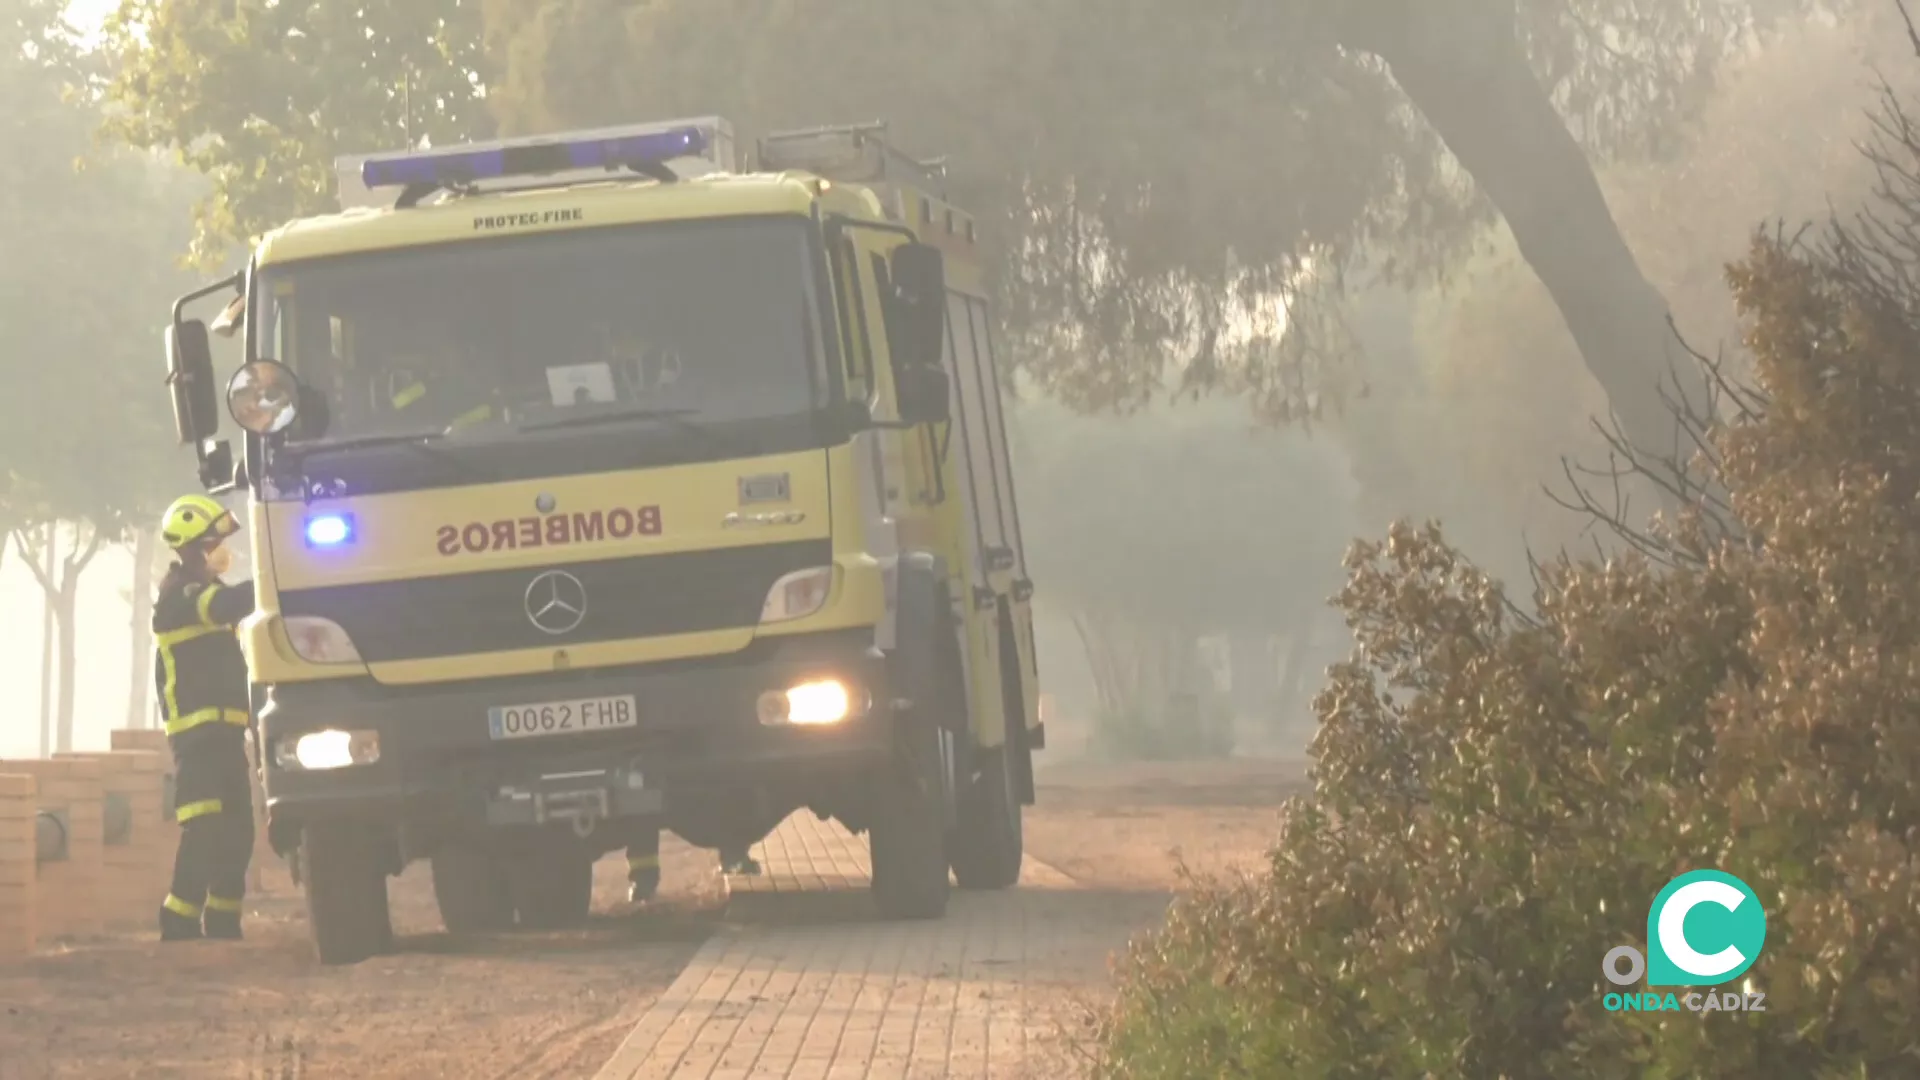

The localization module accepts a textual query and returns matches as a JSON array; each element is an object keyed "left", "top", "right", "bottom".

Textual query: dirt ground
[{"left": 0, "top": 756, "right": 1303, "bottom": 1080}]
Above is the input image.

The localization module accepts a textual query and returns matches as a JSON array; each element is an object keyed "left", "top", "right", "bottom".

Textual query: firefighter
[
  {"left": 626, "top": 827, "right": 661, "bottom": 904},
  {"left": 153, "top": 494, "right": 258, "bottom": 942},
  {"left": 388, "top": 342, "right": 497, "bottom": 432},
  {"left": 624, "top": 833, "right": 760, "bottom": 903}
]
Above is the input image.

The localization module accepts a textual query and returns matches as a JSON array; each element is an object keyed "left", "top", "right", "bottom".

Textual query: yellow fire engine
[{"left": 161, "top": 118, "right": 1042, "bottom": 964}]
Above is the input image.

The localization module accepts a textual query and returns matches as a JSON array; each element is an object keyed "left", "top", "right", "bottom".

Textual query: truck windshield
[{"left": 252, "top": 216, "right": 828, "bottom": 444}]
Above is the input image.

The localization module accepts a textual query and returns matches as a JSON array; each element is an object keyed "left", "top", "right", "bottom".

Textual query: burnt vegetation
[{"left": 1094, "top": 39, "right": 1920, "bottom": 1080}]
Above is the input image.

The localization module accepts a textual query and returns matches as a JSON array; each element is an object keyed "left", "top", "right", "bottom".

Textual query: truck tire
[
  {"left": 949, "top": 740, "right": 1024, "bottom": 890},
  {"left": 431, "top": 842, "right": 515, "bottom": 934},
  {"left": 300, "top": 823, "right": 392, "bottom": 966},
  {"left": 507, "top": 835, "right": 595, "bottom": 930},
  {"left": 869, "top": 715, "right": 951, "bottom": 920}
]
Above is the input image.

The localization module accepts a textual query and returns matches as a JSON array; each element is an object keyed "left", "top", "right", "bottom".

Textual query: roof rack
[
  {"left": 334, "top": 117, "right": 737, "bottom": 211},
  {"left": 755, "top": 122, "right": 946, "bottom": 195}
]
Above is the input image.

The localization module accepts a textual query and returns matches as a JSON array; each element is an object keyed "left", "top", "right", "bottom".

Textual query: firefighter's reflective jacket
[{"left": 152, "top": 570, "right": 257, "bottom": 742}]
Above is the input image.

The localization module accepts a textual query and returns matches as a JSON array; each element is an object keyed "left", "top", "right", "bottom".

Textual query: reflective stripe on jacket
[{"left": 152, "top": 569, "right": 256, "bottom": 741}]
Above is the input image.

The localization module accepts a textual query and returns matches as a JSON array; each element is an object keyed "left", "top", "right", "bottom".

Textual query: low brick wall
[
  {"left": 0, "top": 773, "right": 34, "bottom": 958},
  {"left": 56, "top": 750, "right": 166, "bottom": 929},
  {"left": 111, "top": 730, "right": 180, "bottom": 904},
  {"left": 0, "top": 758, "right": 103, "bottom": 941}
]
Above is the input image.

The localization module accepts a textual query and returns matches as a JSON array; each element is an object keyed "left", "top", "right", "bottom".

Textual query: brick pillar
[
  {"left": 57, "top": 751, "right": 164, "bottom": 929},
  {"left": 0, "top": 758, "right": 104, "bottom": 940},
  {"left": 0, "top": 774, "right": 34, "bottom": 957}
]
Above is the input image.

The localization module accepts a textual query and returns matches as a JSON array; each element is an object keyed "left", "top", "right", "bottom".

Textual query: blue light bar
[
  {"left": 361, "top": 126, "right": 709, "bottom": 190},
  {"left": 305, "top": 513, "right": 355, "bottom": 548}
]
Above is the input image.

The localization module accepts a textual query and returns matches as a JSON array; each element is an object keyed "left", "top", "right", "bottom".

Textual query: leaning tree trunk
[
  {"left": 127, "top": 531, "right": 155, "bottom": 729},
  {"left": 1344, "top": 1, "right": 1713, "bottom": 501}
]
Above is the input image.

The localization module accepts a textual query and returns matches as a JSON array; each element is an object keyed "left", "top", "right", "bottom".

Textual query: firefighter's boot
[
  {"left": 719, "top": 846, "right": 762, "bottom": 877},
  {"left": 159, "top": 898, "right": 203, "bottom": 942},
  {"left": 203, "top": 899, "right": 243, "bottom": 940},
  {"left": 626, "top": 854, "right": 661, "bottom": 904}
]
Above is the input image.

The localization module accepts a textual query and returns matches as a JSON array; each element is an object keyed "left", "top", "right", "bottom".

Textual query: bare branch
[{"left": 13, "top": 527, "right": 55, "bottom": 594}]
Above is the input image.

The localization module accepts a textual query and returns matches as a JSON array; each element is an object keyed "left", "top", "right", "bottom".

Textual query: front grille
[{"left": 278, "top": 540, "right": 829, "bottom": 662}]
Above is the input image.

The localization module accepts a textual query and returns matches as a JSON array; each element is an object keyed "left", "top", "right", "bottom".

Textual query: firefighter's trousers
[
  {"left": 162, "top": 732, "right": 256, "bottom": 928},
  {"left": 626, "top": 823, "right": 661, "bottom": 899}
]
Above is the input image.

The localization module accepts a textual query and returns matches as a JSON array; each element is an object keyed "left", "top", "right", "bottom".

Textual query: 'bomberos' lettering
[{"left": 436, "top": 506, "right": 662, "bottom": 556}]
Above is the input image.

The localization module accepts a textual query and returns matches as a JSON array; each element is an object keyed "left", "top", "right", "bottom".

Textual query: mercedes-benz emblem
[{"left": 523, "top": 570, "right": 587, "bottom": 635}]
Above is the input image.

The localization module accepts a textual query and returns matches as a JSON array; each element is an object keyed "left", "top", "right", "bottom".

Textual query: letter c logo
[{"left": 1646, "top": 870, "right": 1766, "bottom": 987}]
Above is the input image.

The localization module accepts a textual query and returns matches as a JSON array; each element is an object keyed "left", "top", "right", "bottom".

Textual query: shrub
[{"left": 1094, "top": 85, "right": 1920, "bottom": 1080}]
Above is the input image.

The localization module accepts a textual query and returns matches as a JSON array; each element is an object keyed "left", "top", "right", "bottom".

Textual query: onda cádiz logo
[{"left": 1602, "top": 870, "right": 1768, "bottom": 1015}]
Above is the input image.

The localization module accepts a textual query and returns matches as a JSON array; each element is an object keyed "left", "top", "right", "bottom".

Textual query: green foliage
[
  {"left": 1094, "top": 87, "right": 1920, "bottom": 1076},
  {"left": 481, "top": 0, "right": 1853, "bottom": 423},
  {"left": 0, "top": 0, "right": 201, "bottom": 536},
  {"left": 102, "top": 0, "right": 494, "bottom": 267}
]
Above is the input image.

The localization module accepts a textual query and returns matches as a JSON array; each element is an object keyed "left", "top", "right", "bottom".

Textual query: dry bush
[{"left": 1093, "top": 55, "right": 1920, "bottom": 1080}]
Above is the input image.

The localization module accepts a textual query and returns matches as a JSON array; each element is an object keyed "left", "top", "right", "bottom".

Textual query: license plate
[{"left": 487, "top": 695, "right": 638, "bottom": 740}]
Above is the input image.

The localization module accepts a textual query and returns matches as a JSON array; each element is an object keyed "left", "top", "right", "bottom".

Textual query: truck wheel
[
  {"left": 431, "top": 842, "right": 515, "bottom": 934},
  {"left": 300, "top": 823, "right": 392, "bottom": 966},
  {"left": 949, "top": 740, "right": 1024, "bottom": 890},
  {"left": 507, "top": 835, "right": 595, "bottom": 930},
  {"left": 869, "top": 717, "right": 951, "bottom": 920}
]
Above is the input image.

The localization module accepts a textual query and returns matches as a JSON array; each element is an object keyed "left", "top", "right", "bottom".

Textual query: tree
[
  {"left": 1, "top": 0, "right": 201, "bottom": 751},
  {"left": 1330, "top": 11, "right": 1919, "bottom": 591},
  {"left": 102, "top": 0, "right": 496, "bottom": 268},
  {"left": 478, "top": 0, "right": 1862, "bottom": 469}
]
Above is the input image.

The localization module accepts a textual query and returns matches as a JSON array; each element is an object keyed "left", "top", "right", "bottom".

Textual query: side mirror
[
  {"left": 887, "top": 242, "right": 947, "bottom": 368},
  {"left": 226, "top": 358, "right": 302, "bottom": 436},
  {"left": 166, "top": 319, "right": 218, "bottom": 444},
  {"left": 896, "top": 364, "right": 950, "bottom": 426}
]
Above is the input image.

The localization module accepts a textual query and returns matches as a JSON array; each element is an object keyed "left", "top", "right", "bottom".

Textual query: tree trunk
[
  {"left": 128, "top": 531, "right": 155, "bottom": 729},
  {"left": 1346, "top": 2, "right": 1712, "bottom": 497},
  {"left": 54, "top": 570, "right": 78, "bottom": 753},
  {"left": 52, "top": 527, "right": 105, "bottom": 753},
  {"left": 37, "top": 523, "right": 54, "bottom": 757}
]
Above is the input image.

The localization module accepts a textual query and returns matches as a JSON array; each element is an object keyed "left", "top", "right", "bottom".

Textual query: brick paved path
[{"left": 595, "top": 812, "right": 1106, "bottom": 1080}]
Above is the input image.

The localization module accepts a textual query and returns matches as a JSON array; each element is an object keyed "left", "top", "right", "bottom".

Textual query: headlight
[
  {"left": 757, "top": 678, "right": 861, "bottom": 726},
  {"left": 284, "top": 616, "right": 362, "bottom": 664},
  {"left": 274, "top": 729, "right": 380, "bottom": 771},
  {"left": 760, "top": 566, "right": 833, "bottom": 623}
]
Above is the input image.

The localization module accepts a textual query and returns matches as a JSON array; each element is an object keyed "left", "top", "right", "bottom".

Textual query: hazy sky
[{"left": 64, "top": 0, "right": 111, "bottom": 44}]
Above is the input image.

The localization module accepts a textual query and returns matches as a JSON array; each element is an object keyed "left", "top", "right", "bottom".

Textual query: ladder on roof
[{"left": 756, "top": 122, "right": 947, "bottom": 196}]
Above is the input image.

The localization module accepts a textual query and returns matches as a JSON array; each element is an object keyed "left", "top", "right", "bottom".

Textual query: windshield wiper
[
  {"left": 275, "top": 427, "right": 482, "bottom": 490},
  {"left": 517, "top": 406, "right": 707, "bottom": 436},
  {"left": 283, "top": 428, "right": 450, "bottom": 456}
]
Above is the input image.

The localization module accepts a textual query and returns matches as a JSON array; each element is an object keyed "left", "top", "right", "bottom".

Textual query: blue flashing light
[
  {"left": 361, "top": 126, "right": 710, "bottom": 190},
  {"left": 304, "top": 513, "right": 354, "bottom": 548}
]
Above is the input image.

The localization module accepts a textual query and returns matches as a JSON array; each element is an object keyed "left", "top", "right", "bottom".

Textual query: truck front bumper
[{"left": 256, "top": 630, "right": 890, "bottom": 848}]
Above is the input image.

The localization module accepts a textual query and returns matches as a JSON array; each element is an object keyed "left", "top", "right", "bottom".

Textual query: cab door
[{"left": 828, "top": 227, "right": 944, "bottom": 653}]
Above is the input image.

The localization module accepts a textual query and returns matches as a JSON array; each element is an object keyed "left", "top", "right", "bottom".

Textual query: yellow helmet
[{"left": 160, "top": 494, "right": 238, "bottom": 551}]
